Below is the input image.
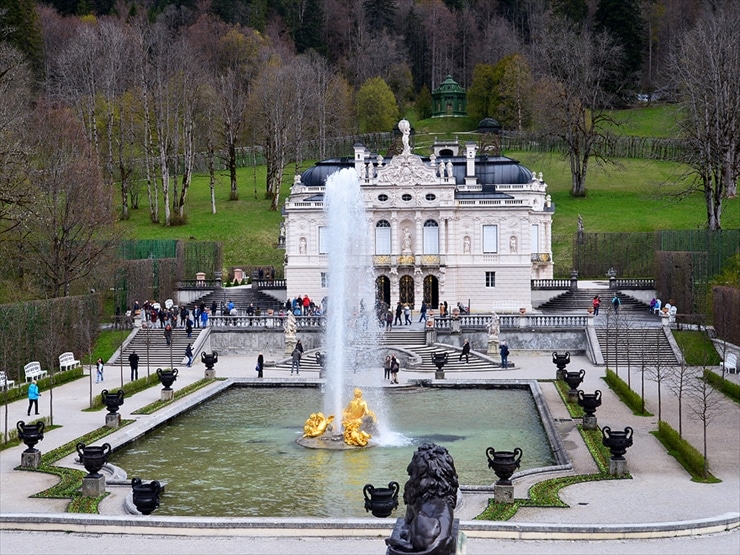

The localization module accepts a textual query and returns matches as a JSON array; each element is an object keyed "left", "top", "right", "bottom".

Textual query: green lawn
[{"left": 606, "top": 104, "right": 682, "bottom": 138}]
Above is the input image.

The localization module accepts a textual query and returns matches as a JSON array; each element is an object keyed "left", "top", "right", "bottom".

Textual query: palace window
[
  {"left": 483, "top": 225, "right": 498, "bottom": 253},
  {"left": 375, "top": 220, "right": 391, "bottom": 254},
  {"left": 423, "top": 220, "right": 439, "bottom": 254},
  {"left": 485, "top": 272, "right": 496, "bottom": 287},
  {"left": 318, "top": 226, "right": 328, "bottom": 254},
  {"left": 531, "top": 224, "right": 539, "bottom": 253}
]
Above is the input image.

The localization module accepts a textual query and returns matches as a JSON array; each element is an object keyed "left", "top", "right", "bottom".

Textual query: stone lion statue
[{"left": 386, "top": 443, "right": 459, "bottom": 555}]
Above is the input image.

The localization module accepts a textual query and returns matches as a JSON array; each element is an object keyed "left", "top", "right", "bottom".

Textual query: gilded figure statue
[{"left": 303, "top": 412, "right": 334, "bottom": 438}]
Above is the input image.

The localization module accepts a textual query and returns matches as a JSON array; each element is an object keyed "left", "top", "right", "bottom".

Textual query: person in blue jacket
[{"left": 27, "top": 379, "right": 40, "bottom": 416}]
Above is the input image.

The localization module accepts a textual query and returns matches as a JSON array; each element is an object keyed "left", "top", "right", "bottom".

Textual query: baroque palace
[{"left": 282, "top": 120, "right": 554, "bottom": 313}]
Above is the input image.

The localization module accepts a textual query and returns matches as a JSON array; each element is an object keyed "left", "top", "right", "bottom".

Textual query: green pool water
[{"left": 109, "top": 386, "right": 555, "bottom": 518}]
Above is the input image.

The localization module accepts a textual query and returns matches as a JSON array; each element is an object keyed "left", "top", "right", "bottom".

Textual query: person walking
[
  {"left": 404, "top": 304, "right": 411, "bottom": 325},
  {"left": 611, "top": 295, "right": 621, "bottom": 314},
  {"left": 256, "top": 353, "right": 264, "bottom": 378},
  {"left": 390, "top": 354, "right": 400, "bottom": 384},
  {"left": 128, "top": 350, "right": 140, "bottom": 381},
  {"left": 418, "top": 301, "right": 428, "bottom": 323},
  {"left": 185, "top": 343, "right": 194, "bottom": 367},
  {"left": 592, "top": 295, "right": 601, "bottom": 316},
  {"left": 95, "top": 357, "right": 104, "bottom": 383},
  {"left": 499, "top": 341, "right": 510, "bottom": 369},
  {"left": 291, "top": 346, "right": 302, "bottom": 375},
  {"left": 385, "top": 309, "right": 393, "bottom": 331},
  {"left": 186, "top": 317, "right": 193, "bottom": 338},
  {"left": 459, "top": 339, "right": 471, "bottom": 363},
  {"left": 394, "top": 302, "right": 403, "bottom": 326},
  {"left": 384, "top": 355, "right": 392, "bottom": 381},
  {"left": 27, "top": 379, "right": 40, "bottom": 416},
  {"left": 164, "top": 323, "right": 173, "bottom": 346},
  {"left": 200, "top": 308, "right": 209, "bottom": 328}
]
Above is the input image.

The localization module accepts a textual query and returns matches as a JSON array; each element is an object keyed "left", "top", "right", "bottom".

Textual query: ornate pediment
[{"left": 376, "top": 153, "right": 438, "bottom": 187}]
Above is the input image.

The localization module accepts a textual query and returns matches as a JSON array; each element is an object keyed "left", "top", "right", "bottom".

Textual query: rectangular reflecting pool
[{"left": 109, "top": 386, "right": 556, "bottom": 518}]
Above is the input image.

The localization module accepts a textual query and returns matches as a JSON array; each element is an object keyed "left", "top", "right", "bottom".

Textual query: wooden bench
[
  {"left": 59, "top": 352, "right": 81, "bottom": 371},
  {"left": 720, "top": 353, "right": 738, "bottom": 374},
  {"left": 0, "top": 371, "right": 15, "bottom": 389},
  {"left": 24, "top": 362, "right": 48, "bottom": 382}
]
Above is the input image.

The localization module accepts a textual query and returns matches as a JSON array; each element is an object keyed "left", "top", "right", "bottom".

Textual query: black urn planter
[
  {"left": 564, "top": 369, "right": 586, "bottom": 392},
  {"left": 156, "top": 368, "right": 178, "bottom": 390},
  {"left": 131, "top": 477, "right": 162, "bottom": 515},
  {"left": 76, "top": 442, "right": 112, "bottom": 478},
  {"left": 363, "top": 481, "right": 400, "bottom": 518},
  {"left": 432, "top": 352, "right": 448, "bottom": 378},
  {"left": 200, "top": 351, "right": 218, "bottom": 370},
  {"left": 17, "top": 420, "right": 45, "bottom": 453},
  {"left": 577, "top": 390, "right": 602, "bottom": 416},
  {"left": 486, "top": 447, "right": 523, "bottom": 485},
  {"left": 602, "top": 426, "right": 634, "bottom": 460},
  {"left": 101, "top": 389, "right": 125, "bottom": 414},
  {"left": 552, "top": 351, "right": 571, "bottom": 374}
]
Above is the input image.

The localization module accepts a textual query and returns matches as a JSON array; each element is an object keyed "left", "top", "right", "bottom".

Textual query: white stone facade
[{"left": 283, "top": 122, "right": 554, "bottom": 313}]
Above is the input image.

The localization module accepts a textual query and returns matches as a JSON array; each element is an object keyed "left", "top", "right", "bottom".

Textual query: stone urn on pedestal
[
  {"left": 486, "top": 446, "right": 522, "bottom": 503},
  {"left": 131, "top": 477, "right": 162, "bottom": 515},
  {"left": 363, "top": 481, "right": 400, "bottom": 518},
  {"left": 201, "top": 351, "right": 218, "bottom": 379},
  {"left": 76, "top": 442, "right": 112, "bottom": 497},
  {"left": 157, "top": 368, "right": 178, "bottom": 401},
  {"left": 602, "top": 426, "right": 633, "bottom": 476},
  {"left": 552, "top": 351, "right": 571, "bottom": 380},
  {"left": 563, "top": 369, "right": 586, "bottom": 403},
  {"left": 577, "top": 390, "right": 602, "bottom": 430},
  {"left": 101, "top": 389, "right": 125, "bottom": 428},
  {"left": 17, "top": 420, "right": 44, "bottom": 469},
  {"left": 431, "top": 352, "right": 448, "bottom": 379}
]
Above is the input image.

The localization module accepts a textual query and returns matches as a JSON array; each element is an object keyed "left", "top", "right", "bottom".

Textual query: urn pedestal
[
  {"left": 132, "top": 477, "right": 162, "bottom": 515},
  {"left": 602, "top": 426, "right": 633, "bottom": 476},
  {"left": 564, "top": 370, "right": 586, "bottom": 402},
  {"left": 432, "top": 352, "right": 448, "bottom": 380},
  {"left": 82, "top": 474, "right": 106, "bottom": 497},
  {"left": 577, "top": 390, "right": 602, "bottom": 430},
  {"left": 17, "top": 421, "right": 45, "bottom": 469},
  {"left": 363, "top": 481, "right": 399, "bottom": 518},
  {"left": 157, "top": 368, "right": 178, "bottom": 401},
  {"left": 105, "top": 413, "right": 122, "bottom": 428},
  {"left": 77, "top": 442, "right": 111, "bottom": 497},
  {"left": 552, "top": 351, "right": 571, "bottom": 380},
  {"left": 201, "top": 352, "right": 218, "bottom": 379},
  {"left": 486, "top": 447, "right": 522, "bottom": 504},
  {"left": 21, "top": 450, "right": 41, "bottom": 469}
]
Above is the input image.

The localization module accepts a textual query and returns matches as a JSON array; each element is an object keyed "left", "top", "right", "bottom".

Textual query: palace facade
[{"left": 282, "top": 121, "right": 554, "bottom": 313}]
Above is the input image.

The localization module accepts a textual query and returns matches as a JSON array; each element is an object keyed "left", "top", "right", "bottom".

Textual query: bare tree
[
  {"left": 667, "top": 357, "right": 692, "bottom": 436},
  {"left": 531, "top": 18, "right": 624, "bottom": 197},
  {"left": 686, "top": 364, "right": 721, "bottom": 478},
  {"left": 670, "top": 2, "right": 740, "bottom": 229},
  {"left": 18, "top": 103, "right": 118, "bottom": 298}
]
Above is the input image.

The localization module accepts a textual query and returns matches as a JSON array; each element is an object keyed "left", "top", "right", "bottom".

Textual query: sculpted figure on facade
[
  {"left": 402, "top": 228, "right": 412, "bottom": 253},
  {"left": 463, "top": 236, "right": 471, "bottom": 254},
  {"left": 299, "top": 237, "right": 307, "bottom": 255},
  {"left": 398, "top": 119, "right": 411, "bottom": 156}
]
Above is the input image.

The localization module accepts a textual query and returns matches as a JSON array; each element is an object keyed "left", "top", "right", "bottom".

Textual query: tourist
[
  {"left": 384, "top": 355, "right": 392, "bottom": 380},
  {"left": 185, "top": 343, "right": 194, "bottom": 367},
  {"left": 27, "top": 379, "right": 40, "bottom": 416},
  {"left": 200, "top": 307, "right": 209, "bottom": 328},
  {"left": 186, "top": 317, "right": 193, "bottom": 338},
  {"left": 404, "top": 304, "right": 411, "bottom": 325},
  {"left": 96, "top": 357, "right": 104, "bottom": 383},
  {"left": 128, "top": 350, "right": 140, "bottom": 381},
  {"left": 592, "top": 295, "right": 601, "bottom": 316},
  {"left": 418, "top": 301, "right": 428, "bottom": 322},
  {"left": 385, "top": 309, "right": 393, "bottom": 330},
  {"left": 164, "top": 323, "right": 173, "bottom": 346},
  {"left": 459, "top": 339, "right": 471, "bottom": 363},
  {"left": 291, "top": 346, "right": 302, "bottom": 375},
  {"left": 180, "top": 306, "right": 188, "bottom": 327},
  {"left": 390, "top": 354, "right": 400, "bottom": 384},
  {"left": 649, "top": 298, "right": 656, "bottom": 314},
  {"left": 499, "top": 341, "right": 509, "bottom": 369},
  {"left": 296, "top": 339, "right": 304, "bottom": 354},
  {"left": 302, "top": 295, "right": 311, "bottom": 315},
  {"left": 394, "top": 302, "right": 403, "bottom": 326},
  {"left": 256, "top": 353, "right": 264, "bottom": 378},
  {"left": 611, "top": 295, "right": 621, "bottom": 314},
  {"left": 654, "top": 298, "right": 662, "bottom": 314}
]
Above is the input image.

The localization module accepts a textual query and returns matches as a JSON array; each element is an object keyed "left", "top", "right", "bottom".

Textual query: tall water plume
[{"left": 322, "top": 168, "right": 378, "bottom": 427}]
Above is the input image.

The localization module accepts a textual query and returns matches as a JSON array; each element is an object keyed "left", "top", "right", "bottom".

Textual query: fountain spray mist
[{"left": 323, "top": 168, "right": 378, "bottom": 429}]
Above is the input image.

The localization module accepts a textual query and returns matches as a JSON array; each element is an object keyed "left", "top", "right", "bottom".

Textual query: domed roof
[
  {"left": 433, "top": 75, "right": 466, "bottom": 94},
  {"left": 477, "top": 118, "right": 502, "bottom": 134},
  {"left": 300, "top": 158, "right": 354, "bottom": 188}
]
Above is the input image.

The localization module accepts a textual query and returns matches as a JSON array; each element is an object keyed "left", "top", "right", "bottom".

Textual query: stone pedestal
[
  {"left": 608, "top": 459, "right": 629, "bottom": 477},
  {"left": 285, "top": 338, "right": 297, "bottom": 355},
  {"left": 105, "top": 413, "right": 121, "bottom": 428},
  {"left": 81, "top": 475, "right": 106, "bottom": 497},
  {"left": 204, "top": 369, "right": 216, "bottom": 379},
  {"left": 21, "top": 450, "right": 41, "bottom": 469},
  {"left": 435, "top": 370, "right": 445, "bottom": 380},
  {"left": 567, "top": 390, "right": 579, "bottom": 404},
  {"left": 582, "top": 415, "right": 598, "bottom": 430},
  {"left": 556, "top": 369, "right": 565, "bottom": 381},
  {"left": 425, "top": 327, "right": 436, "bottom": 346},
  {"left": 160, "top": 389, "right": 175, "bottom": 402},
  {"left": 493, "top": 483, "right": 515, "bottom": 503}
]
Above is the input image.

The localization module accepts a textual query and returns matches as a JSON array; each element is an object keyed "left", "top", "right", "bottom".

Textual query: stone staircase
[
  {"left": 188, "top": 287, "right": 284, "bottom": 314},
  {"left": 537, "top": 288, "right": 651, "bottom": 313},
  {"left": 595, "top": 326, "right": 679, "bottom": 367},
  {"left": 111, "top": 327, "right": 205, "bottom": 369}
]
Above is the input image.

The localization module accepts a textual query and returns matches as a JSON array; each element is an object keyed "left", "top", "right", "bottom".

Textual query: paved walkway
[{"left": 1, "top": 331, "right": 738, "bottom": 554}]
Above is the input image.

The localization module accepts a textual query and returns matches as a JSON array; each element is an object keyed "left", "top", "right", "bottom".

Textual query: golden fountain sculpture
[{"left": 302, "top": 388, "right": 377, "bottom": 447}]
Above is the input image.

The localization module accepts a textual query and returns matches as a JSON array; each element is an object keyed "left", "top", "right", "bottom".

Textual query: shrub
[
  {"left": 603, "top": 368, "right": 653, "bottom": 416},
  {"left": 703, "top": 369, "right": 740, "bottom": 403},
  {"left": 653, "top": 420, "right": 716, "bottom": 481}
]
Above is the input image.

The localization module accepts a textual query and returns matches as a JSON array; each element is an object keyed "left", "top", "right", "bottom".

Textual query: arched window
[
  {"left": 375, "top": 220, "right": 391, "bottom": 254},
  {"left": 423, "top": 220, "right": 439, "bottom": 254}
]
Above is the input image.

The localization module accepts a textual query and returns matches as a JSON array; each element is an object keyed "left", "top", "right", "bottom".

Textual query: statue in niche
[
  {"left": 463, "top": 236, "right": 471, "bottom": 254},
  {"left": 509, "top": 235, "right": 517, "bottom": 253},
  {"left": 398, "top": 119, "right": 411, "bottom": 156},
  {"left": 487, "top": 311, "right": 500, "bottom": 357},
  {"left": 402, "top": 228, "right": 412, "bottom": 253},
  {"left": 438, "top": 161, "right": 445, "bottom": 178},
  {"left": 446, "top": 161, "right": 454, "bottom": 179},
  {"left": 299, "top": 237, "right": 307, "bottom": 255}
]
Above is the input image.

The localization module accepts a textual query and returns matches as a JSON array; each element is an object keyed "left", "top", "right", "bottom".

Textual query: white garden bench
[
  {"left": 58, "top": 352, "right": 81, "bottom": 371},
  {"left": 0, "top": 371, "right": 15, "bottom": 389},
  {"left": 24, "top": 362, "right": 48, "bottom": 382},
  {"left": 720, "top": 353, "right": 737, "bottom": 374}
]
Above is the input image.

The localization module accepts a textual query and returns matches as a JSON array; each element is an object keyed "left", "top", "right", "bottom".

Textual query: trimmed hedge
[
  {"left": 703, "top": 369, "right": 740, "bottom": 403},
  {"left": 1, "top": 367, "right": 84, "bottom": 404},
  {"left": 603, "top": 368, "right": 653, "bottom": 416},
  {"left": 653, "top": 420, "right": 716, "bottom": 481}
]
